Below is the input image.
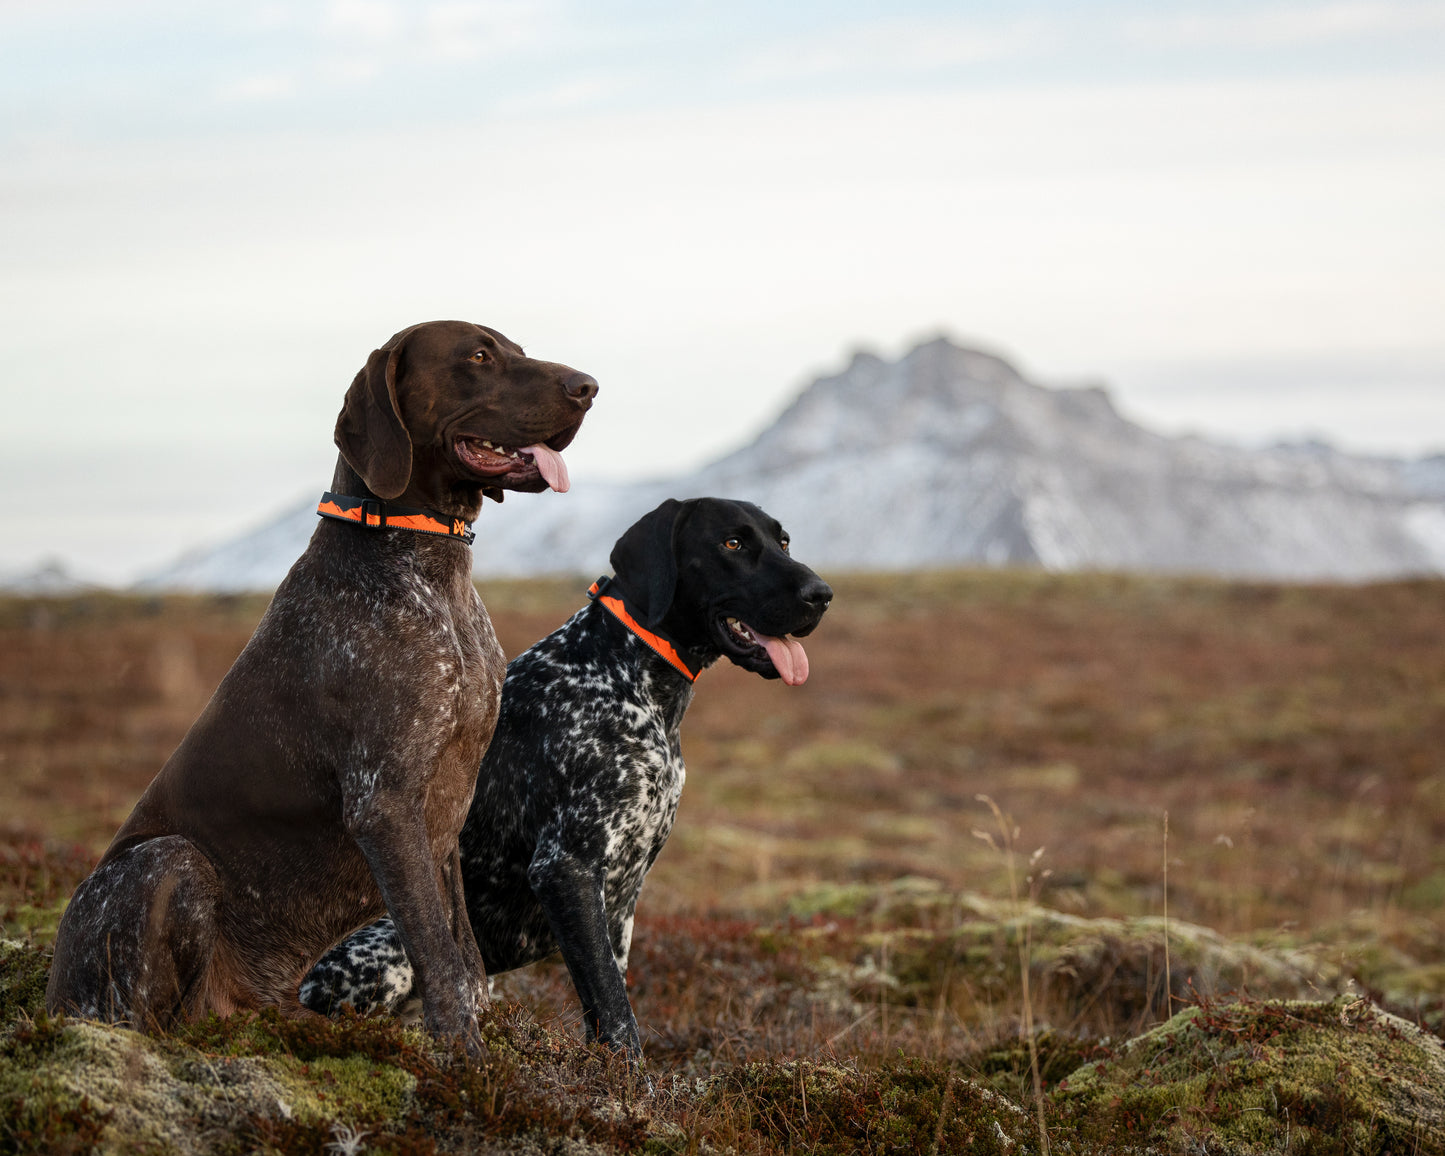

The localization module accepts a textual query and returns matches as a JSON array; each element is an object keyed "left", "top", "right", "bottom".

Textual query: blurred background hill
[{"left": 136, "top": 335, "right": 1445, "bottom": 591}]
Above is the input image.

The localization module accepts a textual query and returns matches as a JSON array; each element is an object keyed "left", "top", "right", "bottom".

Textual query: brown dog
[{"left": 46, "top": 321, "right": 596, "bottom": 1057}]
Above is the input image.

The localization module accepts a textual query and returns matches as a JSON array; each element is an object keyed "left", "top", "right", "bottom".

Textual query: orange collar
[
  {"left": 588, "top": 576, "right": 704, "bottom": 682},
  {"left": 317, "top": 492, "right": 475, "bottom": 545}
]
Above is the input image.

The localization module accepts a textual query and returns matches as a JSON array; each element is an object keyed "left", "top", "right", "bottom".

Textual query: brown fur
[{"left": 45, "top": 321, "right": 596, "bottom": 1057}]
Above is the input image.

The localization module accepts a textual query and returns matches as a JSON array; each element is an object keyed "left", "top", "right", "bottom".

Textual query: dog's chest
[
  {"left": 552, "top": 647, "right": 691, "bottom": 903},
  {"left": 412, "top": 578, "right": 502, "bottom": 820},
  {"left": 334, "top": 566, "right": 502, "bottom": 836},
  {"left": 598, "top": 697, "right": 686, "bottom": 883},
  {"left": 400, "top": 573, "right": 501, "bottom": 722}
]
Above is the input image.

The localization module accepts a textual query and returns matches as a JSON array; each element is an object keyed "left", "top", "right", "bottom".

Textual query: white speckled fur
[
  {"left": 45, "top": 320, "right": 595, "bottom": 1055},
  {"left": 302, "top": 498, "right": 833, "bottom": 1059}
]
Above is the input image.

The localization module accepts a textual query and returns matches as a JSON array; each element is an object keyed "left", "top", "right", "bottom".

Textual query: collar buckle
[{"left": 361, "top": 498, "right": 386, "bottom": 528}]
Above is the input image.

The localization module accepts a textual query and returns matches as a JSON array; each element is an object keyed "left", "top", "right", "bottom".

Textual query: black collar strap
[
  {"left": 588, "top": 575, "right": 705, "bottom": 682},
  {"left": 317, "top": 492, "right": 476, "bottom": 545}
]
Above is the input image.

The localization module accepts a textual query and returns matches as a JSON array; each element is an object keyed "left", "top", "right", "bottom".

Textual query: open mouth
[
  {"left": 719, "top": 616, "right": 811, "bottom": 686},
  {"left": 454, "top": 437, "right": 571, "bottom": 493}
]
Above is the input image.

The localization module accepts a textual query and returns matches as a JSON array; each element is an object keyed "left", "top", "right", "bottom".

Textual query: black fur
[{"left": 300, "top": 497, "right": 831, "bottom": 1055}]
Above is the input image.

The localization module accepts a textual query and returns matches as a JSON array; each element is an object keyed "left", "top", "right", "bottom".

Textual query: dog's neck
[
  {"left": 588, "top": 577, "right": 713, "bottom": 683},
  {"left": 322, "top": 457, "right": 479, "bottom": 559},
  {"left": 330, "top": 456, "right": 486, "bottom": 525},
  {"left": 584, "top": 601, "right": 702, "bottom": 736}
]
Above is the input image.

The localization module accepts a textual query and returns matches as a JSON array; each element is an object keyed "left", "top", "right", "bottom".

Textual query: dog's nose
[
  {"left": 800, "top": 577, "right": 833, "bottom": 611},
  {"left": 564, "top": 372, "right": 598, "bottom": 406}
]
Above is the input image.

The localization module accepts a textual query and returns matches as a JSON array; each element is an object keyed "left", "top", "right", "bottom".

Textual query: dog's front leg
[
  {"left": 347, "top": 789, "right": 486, "bottom": 1060},
  {"left": 441, "top": 840, "right": 489, "bottom": 1011},
  {"left": 527, "top": 844, "right": 641, "bottom": 1056}
]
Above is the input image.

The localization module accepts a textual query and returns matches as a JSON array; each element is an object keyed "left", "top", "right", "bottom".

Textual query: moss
[
  {"left": 2, "top": 899, "right": 69, "bottom": 946},
  {"left": 699, "top": 1058, "right": 1036, "bottom": 1155},
  {"left": 172, "top": 1004, "right": 653, "bottom": 1148},
  {"left": 999, "top": 763, "right": 1082, "bottom": 793},
  {"left": 0, "top": 938, "right": 51, "bottom": 1028},
  {"left": 1374, "top": 963, "right": 1445, "bottom": 1020},
  {"left": 969, "top": 1029, "right": 1110, "bottom": 1101},
  {"left": 259, "top": 1054, "right": 416, "bottom": 1125},
  {"left": 0, "top": 1014, "right": 109, "bottom": 1154},
  {"left": 0, "top": 1016, "right": 302, "bottom": 1156},
  {"left": 781, "top": 740, "right": 902, "bottom": 776},
  {"left": 6, "top": 903, "right": 1441, "bottom": 1154},
  {"left": 815, "top": 899, "right": 1343, "bottom": 1036},
  {"left": 172, "top": 1005, "right": 436, "bottom": 1069},
  {"left": 1052, "top": 995, "right": 1445, "bottom": 1154},
  {"left": 0, "top": 1003, "right": 659, "bottom": 1156},
  {"left": 785, "top": 876, "right": 952, "bottom": 925},
  {"left": 787, "top": 882, "right": 880, "bottom": 920},
  {"left": 1269, "top": 917, "right": 1445, "bottom": 1030}
]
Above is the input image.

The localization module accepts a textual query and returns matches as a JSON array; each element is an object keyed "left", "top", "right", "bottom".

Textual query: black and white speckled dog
[{"left": 300, "top": 497, "right": 832, "bottom": 1055}]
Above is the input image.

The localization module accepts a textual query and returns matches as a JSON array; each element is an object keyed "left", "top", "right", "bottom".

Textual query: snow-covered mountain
[
  {"left": 142, "top": 337, "right": 1445, "bottom": 591},
  {"left": 0, "top": 559, "right": 104, "bottom": 595}
]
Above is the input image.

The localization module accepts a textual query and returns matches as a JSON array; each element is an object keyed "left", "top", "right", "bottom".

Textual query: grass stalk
[
  {"left": 1163, "top": 810, "right": 1172, "bottom": 1019},
  {"left": 976, "top": 794, "right": 1051, "bottom": 1156}
]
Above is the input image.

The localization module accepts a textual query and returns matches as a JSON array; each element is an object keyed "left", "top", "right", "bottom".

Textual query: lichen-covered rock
[
  {"left": 0, "top": 1015, "right": 320, "bottom": 1155},
  {"left": 1052, "top": 994, "right": 1445, "bottom": 1154},
  {"left": 1269, "top": 912, "right": 1445, "bottom": 1031},
  {"left": 0, "top": 995, "right": 650, "bottom": 1156},
  {"left": 791, "top": 886, "right": 1348, "bottom": 1034},
  {"left": 4, "top": 923, "right": 1440, "bottom": 1154}
]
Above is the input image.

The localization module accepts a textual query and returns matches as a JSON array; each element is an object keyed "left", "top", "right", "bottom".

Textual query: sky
[{"left": 3, "top": 0, "right": 1443, "bottom": 584}]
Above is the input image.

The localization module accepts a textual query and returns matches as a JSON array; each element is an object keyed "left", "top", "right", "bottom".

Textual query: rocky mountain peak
[{"left": 128, "top": 335, "right": 1445, "bottom": 591}]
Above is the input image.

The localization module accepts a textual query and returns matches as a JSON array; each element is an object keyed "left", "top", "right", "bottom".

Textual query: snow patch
[{"left": 139, "top": 337, "right": 1445, "bottom": 590}]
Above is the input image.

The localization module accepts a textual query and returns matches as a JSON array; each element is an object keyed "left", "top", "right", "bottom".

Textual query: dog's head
[
  {"left": 335, "top": 320, "right": 597, "bottom": 505},
  {"left": 608, "top": 498, "right": 832, "bottom": 685}
]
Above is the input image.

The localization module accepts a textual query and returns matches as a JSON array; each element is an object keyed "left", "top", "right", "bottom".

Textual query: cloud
[
  {"left": 733, "top": 1, "right": 1445, "bottom": 90},
  {"left": 420, "top": 1, "right": 557, "bottom": 60},
  {"left": 1124, "top": 0, "right": 1445, "bottom": 49},
  {"left": 324, "top": 0, "right": 401, "bottom": 42},
  {"left": 315, "top": 0, "right": 557, "bottom": 60},
  {"left": 735, "top": 15, "right": 1060, "bottom": 83},
  {"left": 202, "top": 1, "right": 563, "bottom": 112},
  {"left": 217, "top": 72, "right": 299, "bottom": 102}
]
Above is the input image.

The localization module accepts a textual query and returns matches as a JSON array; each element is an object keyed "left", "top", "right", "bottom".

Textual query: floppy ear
[
  {"left": 334, "top": 332, "right": 414, "bottom": 499},
  {"left": 609, "top": 498, "right": 691, "bottom": 627}
]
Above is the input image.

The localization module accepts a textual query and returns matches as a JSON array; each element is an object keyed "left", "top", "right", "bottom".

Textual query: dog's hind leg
[
  {"left": 46, "top": 835, "right": 222, "bottom": 1031},
  {"left": 299, "top": 917, "right": 418, "bottom": 1018},
  {"left": 296, "top": 845, "right": 480, "bottom": 1026}
]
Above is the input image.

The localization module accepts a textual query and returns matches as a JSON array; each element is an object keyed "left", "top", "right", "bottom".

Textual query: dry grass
[{"left": 2, "top": 570, "right": 1444, "bottom": 1151}]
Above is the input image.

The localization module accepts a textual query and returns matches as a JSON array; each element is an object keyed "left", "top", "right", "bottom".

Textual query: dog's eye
[
  {"left": 779, "top": 537, "right": 790, "bottom": 552},
  {"left": 469, "top": 349, "right": 491, "bottom": 364},
  {"left": 723, "top": 537, "right": 743, "bottom": 551}
]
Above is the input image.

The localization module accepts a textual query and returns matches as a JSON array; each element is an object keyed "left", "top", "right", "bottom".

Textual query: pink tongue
[
  {"left": 521, "top": 444, "right": 570, "bottom": 493},
  {"left": 757, "top": 631, "right": 810, "bottom": 686}
]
